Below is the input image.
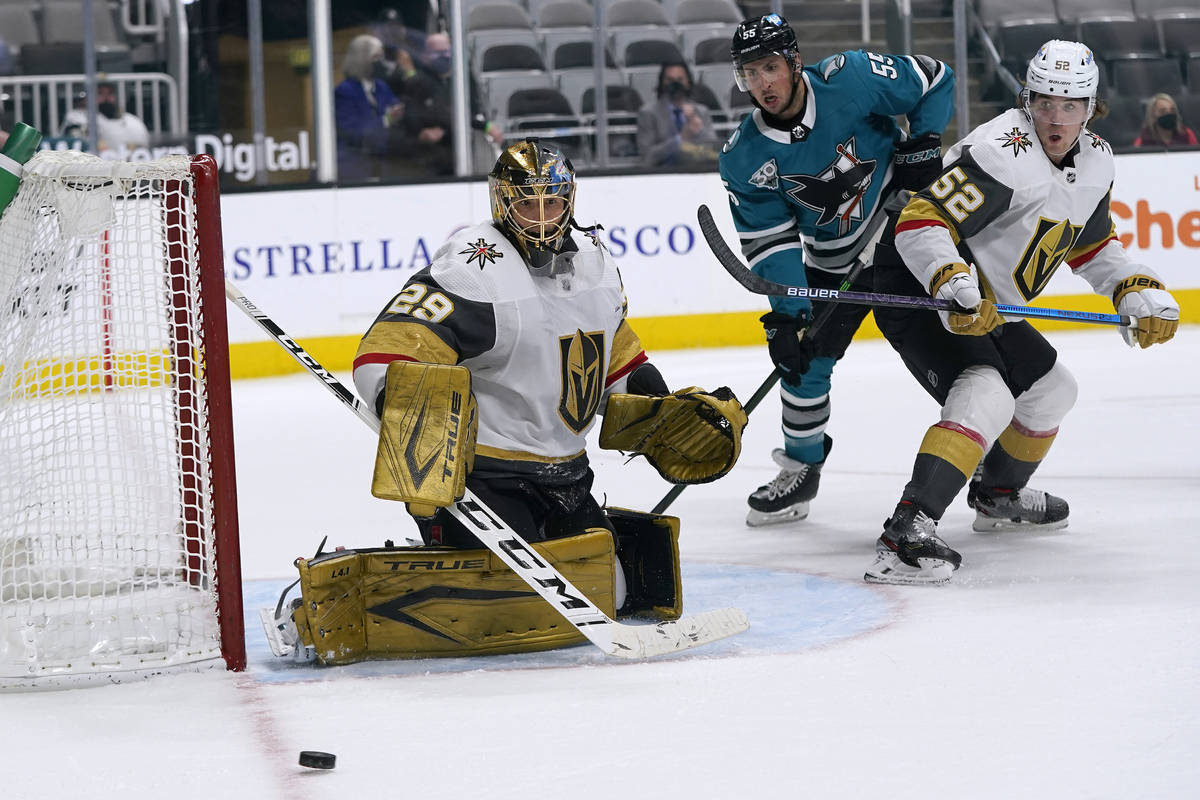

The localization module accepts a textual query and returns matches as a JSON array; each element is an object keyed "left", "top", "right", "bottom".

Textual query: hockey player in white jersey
[
  {"left": 864, "top": 41, "right": 1180, "bottom": 585},
  {"left": 301, "top": 139, "right": 748, "bottom": 661}
]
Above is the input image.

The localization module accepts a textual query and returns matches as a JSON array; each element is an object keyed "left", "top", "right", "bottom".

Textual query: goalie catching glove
[
  {"left": 599, "top": 387, "right": 747, "bottom": 484},
  {"left": 371, "top": 360, "right": 478, "bottom": 517}
]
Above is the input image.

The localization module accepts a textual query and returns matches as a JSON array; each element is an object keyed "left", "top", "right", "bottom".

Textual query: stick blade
[
  {"left": 606, "top": 607, "right": 750, "bottom": 659},
  {"left": 696, "top": 204, "right": 777, "bottom": 295}
]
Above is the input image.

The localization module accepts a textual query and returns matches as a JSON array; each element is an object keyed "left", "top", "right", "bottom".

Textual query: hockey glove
[
  {"left": 929, "top": 263, "right": 1001, "bottom": 336},
  {"left": 761, "top": 311, "right": 815, "bottom": 378},
  {"left": 893, "top": 133, "right": 943, "bottom": 192},
  {"left": 1114, "top": 274, "right": 1179, "bottom": 348},
  {"left": 599, "top": 387, "right": 748, "bottom": 484}
]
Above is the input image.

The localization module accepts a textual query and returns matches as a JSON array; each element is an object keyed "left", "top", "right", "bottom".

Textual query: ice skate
[
  {"left": 259, "top": 598, "right": 316, "bottom": 663},
  {"left": 968, "top": 482, "right": 1069, "bottom": 532},
  {"left": 745, "top": 447, "right": 824, "bottom": 527},
  {"left": 865, "top": 502, "right": 962, "bottom": 585}
]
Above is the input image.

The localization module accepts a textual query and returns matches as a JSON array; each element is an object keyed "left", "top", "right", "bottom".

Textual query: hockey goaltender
[{"left": 263, "top": 139, "right": 747, "bottom": 664}]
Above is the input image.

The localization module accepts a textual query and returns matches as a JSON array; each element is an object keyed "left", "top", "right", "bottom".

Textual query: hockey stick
[
  {"left": 650, "top": 369, "right": 778, "bottom": 514},
  {"left": 224, "top": 280, "right": 749, "bottom": 659},
  {"left": 649, "top": 256, "right": 866, "bottom": 515},
  {"left": 696, "top": 204, "right": 1134, "bottom": 328}
]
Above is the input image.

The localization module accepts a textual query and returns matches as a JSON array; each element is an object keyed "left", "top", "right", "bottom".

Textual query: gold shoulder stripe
[
  {"left": 1066, "top": 221, "right": 1117, "bottom": 266},
  {"left": 898, "top": 197, "right": 962, "bottom": 245},
  {"left": 608, "top": 320, "right": 645, "bottom": 379},
  {"left": 356, "top": 320, "right": 458, "bottom": 366}
]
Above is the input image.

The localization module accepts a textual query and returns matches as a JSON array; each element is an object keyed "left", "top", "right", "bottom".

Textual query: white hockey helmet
[
  {"left": 1025, "top": 40, "right": 1098, "bottom": 99},
  {"left": 1022, "top": 40, "right": 1098, "bottom": 131}
]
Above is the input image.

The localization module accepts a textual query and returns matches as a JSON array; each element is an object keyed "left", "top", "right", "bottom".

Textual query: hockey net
[{"left": 0, "top": 151, "right": 244, "bottom": 689}]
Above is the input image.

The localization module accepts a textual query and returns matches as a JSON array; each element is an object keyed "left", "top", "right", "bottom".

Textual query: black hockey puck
[{"left": 298, "top": 750, "right": 336, "bottom": 770}]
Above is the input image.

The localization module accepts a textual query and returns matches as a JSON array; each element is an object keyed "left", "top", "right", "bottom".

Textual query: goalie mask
[
  {"left": 489, "top": 138, "right": 577, "bottom": 276},
  {"left": 730, "top": 14, "right": 802, "bottom": 93}
]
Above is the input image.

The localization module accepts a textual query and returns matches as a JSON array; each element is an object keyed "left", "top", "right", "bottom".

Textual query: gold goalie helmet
[{"left": 488, "top": 138, "right": 577, "bottom": 275}]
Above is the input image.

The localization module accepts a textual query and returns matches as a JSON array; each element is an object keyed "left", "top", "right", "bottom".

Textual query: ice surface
[{"left": 6, "top": 329, "right": 1198, "bottom": 799}]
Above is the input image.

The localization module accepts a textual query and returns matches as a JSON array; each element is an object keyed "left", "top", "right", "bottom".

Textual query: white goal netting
[{"left": 0, "top": 151, "right": 240, "bottom": 689}]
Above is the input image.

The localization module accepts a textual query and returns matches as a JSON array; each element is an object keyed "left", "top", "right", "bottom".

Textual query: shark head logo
[{"left": 779, "top": 136, "right": 876, "bottom": 235}]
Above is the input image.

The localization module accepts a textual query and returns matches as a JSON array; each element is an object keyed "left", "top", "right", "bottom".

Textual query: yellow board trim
[
  {"left": 225, "top": 289, "right": 1199, "bottom": 380},
  {"left": 0, "top": 351, "right": 173, "bottom": 397}
]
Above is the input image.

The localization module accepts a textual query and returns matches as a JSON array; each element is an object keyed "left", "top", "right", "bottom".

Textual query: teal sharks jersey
[{"left": 718, "top": 49, "right": 953, "bottom": 315}]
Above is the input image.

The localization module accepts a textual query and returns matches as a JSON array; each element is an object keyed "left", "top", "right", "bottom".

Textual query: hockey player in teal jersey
[{"left": 719, "top": 14, "right": 954, "bottom": 526}]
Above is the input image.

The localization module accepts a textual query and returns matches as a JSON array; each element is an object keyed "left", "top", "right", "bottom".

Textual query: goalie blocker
[
  {"left": 370, "top": 360, "right": 478, "bottom": 518},
  {"left": 263, "top": 508, "right": 684, "bottom": 664}
]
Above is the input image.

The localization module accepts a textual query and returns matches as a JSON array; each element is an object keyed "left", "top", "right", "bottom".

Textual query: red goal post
[{"left": 0, "top": 152, "right": 244, "bottom": 689}]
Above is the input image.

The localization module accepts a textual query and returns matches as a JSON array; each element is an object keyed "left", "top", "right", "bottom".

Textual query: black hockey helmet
[{"left": 730, "top": 13, "right": 802, "bottom": 91}]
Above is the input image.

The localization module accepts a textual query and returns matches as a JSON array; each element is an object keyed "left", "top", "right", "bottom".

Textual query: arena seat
[
  {"left": 1055, "top": 0, "right": 1136, "bottom": 23},
  {"left": 1080, "top": 19, "right": 1162, "bottom": 60},
  {"left": 1089, "top": 95, "right": 1143, "bottom": 148},
  {"left": 468, "top": 2, "right": 537, "bottom": 62},
  {"left": 1132, "top": 0, "right": 1200, "bottom": 20},
  {"left": 506, "top": 86, "right": 585, "bottom": 156},
  {"left": 581, "top": 84, "right": 643, "bottom": 159},
  {"left": 1111, "top": 56, "right": 1183, "bottom": 98},
  {"left": 1162, "top": 20, "right": 1200, "bottom": 58}
]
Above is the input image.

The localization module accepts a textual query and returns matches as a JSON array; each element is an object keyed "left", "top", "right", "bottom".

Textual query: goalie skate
[
  {"left": 259, "top": 602, "right": 316, "bottom": 663},
  {"left": 864, "top": 503, "right": 962, "bottom": 586},
  {"left": 745, "top": 440, "right": 829, "bottom": 527},
  {"left": 968, "top": 483, "right": 1069, "bottom": 532}
]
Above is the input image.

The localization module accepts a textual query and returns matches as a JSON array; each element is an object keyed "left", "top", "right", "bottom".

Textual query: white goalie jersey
[
  {"left": 894, "top": 108, "right": 1160, "bottom": 311},
  {"left": 353, "top": 221, "right": 649, "bottom": 479}
]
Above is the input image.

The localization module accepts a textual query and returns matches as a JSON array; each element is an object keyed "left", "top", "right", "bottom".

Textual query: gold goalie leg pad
[
  {"left": 291, "top": 530, "right": 617, "bottom": 664},
  {"left": 371, "top": 360, "right": 478, "bottom": 518},
  {"left": 607, "top": 507, "right": 683, "bottom": 621}
]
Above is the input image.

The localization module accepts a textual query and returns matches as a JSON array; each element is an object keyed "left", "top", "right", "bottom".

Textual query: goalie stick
[
  {"left": 224, "top": 280, "right": 749, "bottom": 660},
  {"left": 696, "top": 204, "right": 1135, "bottom": 329}
]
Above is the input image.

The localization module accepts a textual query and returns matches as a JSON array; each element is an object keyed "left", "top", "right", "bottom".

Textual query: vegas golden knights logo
[
  {"left": 558, "top": 329, "right": 605, "bottom": 433},
  {"left": 1013, "top": 217, "right": 1083, "bottom": 301}
]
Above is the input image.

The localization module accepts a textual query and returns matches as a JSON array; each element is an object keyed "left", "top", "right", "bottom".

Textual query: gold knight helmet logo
[
  {"left": 557, "top": 329, "right": 605, "bottom": 433},
  {"left": 1013, "top": 217, "right": 1083, "bottom": 300}
]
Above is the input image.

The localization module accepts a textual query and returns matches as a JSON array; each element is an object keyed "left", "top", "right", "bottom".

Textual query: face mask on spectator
[
  {"left": 664, "top": 80, "right": 690, "bottom": 100},
  {"left": 1156, "top": 113, "right": 1177, "bottom": 130},
  {"left": 98, "top": 102, "right": 119, "bottom": 119},
  {"left": 428, "top": 53, "right": 451, "bottom": 75},
  {"left": 372, "top": 60, "right": 391, "bottom": 80}
]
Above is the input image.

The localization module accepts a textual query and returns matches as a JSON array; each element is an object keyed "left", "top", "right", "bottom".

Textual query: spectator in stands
[
  {"left": 60, "top": 82, "right": 150, "bottom": 156},
  {"left": 1133, "top": 93, "right": 1198, "bottom": 150},
  {"left": 637, "top": 61, "right": 720, "bottom": 168},
  {"left": 395, "top": 31, "right": 504, "bottom": 177},
  {"left": 335, "top": 34, "right": 406, "bottom": 181},
  {"left": 369, "top": 7, "right": 419, "bottom": 97},
  {"left": 0, "top": 32, "right": 15, "bottom": 76}
]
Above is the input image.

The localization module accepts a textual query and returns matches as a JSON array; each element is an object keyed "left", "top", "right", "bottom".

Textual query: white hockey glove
[
  {"left": 1114, "top": 275, "right": 1179, "bottom": 349},
  {"left": 929, "top": 263, "right": 1001, "bottom": 336}
]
